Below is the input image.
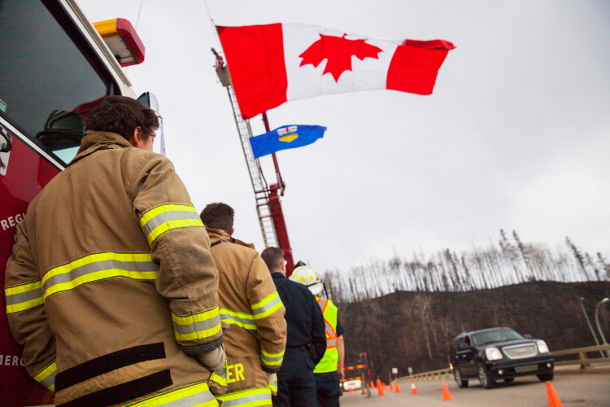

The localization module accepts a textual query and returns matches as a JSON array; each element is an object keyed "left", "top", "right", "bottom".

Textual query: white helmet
[{"left": 290, "top": 266, "right": 324, "bottom": 296}]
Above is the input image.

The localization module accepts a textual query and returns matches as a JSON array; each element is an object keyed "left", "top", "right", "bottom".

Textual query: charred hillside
[{"left": 338, "top": 281, "right": 610, "bottom": 382}]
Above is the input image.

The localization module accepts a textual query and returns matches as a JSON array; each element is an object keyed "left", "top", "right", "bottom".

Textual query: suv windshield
[{"left": 472, "top": 329, "right": 523, "bottom": 346}]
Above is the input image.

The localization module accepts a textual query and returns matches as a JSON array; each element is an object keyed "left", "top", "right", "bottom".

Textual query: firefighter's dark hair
[
  {"left": 200, "top": 203, "right": 235, "bottom": 234},
  {"left": 261, "top": 247, "right": 284, "bottom": 272},
  {"left": 86, "top": 96, "right": 160, "bottom": 142}
]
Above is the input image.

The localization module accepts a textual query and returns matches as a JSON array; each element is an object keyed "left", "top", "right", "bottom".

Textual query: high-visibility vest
[{"left": 314, "top": 297, "right": 339, "bottom": 374}]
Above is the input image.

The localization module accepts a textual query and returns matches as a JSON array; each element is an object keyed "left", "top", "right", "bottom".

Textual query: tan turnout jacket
[
  {"left": 4, "top": 131, "right": 222, "bottom": 406},
  {"left": 206, "top": 228, "right": 287, "bottom": 406}
]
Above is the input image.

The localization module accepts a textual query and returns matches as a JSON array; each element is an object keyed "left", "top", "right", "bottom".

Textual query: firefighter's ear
[{"left": 129, "top": 127, "right": 141, "bottom": 148}]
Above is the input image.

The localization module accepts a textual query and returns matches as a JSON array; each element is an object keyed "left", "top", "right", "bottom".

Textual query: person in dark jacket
[{"left": 261, "top": 247, "right": 326, "bottom": 407}]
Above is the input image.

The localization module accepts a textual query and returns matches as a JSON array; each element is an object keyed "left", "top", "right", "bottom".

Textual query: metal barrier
[{"left": 397, "top": 344, "right": 610, "bottom": 383}]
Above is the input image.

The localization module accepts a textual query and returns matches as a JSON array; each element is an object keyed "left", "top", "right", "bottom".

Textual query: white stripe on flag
[{"left": 283, "top": 23, "right": 401, "bottom": 101}]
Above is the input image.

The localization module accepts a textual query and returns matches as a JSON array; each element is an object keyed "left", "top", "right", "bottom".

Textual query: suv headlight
[
  {"left": 537, "top": 340, "right": 549, "bottom": 353},
  {"left": 485, "top": 347, "right": 503, "bottom": 360}
]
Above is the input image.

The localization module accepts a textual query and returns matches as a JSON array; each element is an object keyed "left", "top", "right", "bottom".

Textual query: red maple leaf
[{"left": 299, "top": 34, "right": 383, "bottom": 82}]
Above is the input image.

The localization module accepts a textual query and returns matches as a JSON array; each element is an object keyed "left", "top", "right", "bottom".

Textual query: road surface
[{"left": 341, "top": 367, "right": 610, "bottom": 407}]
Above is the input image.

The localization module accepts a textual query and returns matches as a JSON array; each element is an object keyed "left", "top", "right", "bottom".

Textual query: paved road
[{"left": 340, "top": 368, "right": 610, "bottom": 407}]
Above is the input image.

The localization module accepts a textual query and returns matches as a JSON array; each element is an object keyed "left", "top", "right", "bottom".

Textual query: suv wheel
[
  {"left": 477, "top": 363, "right": 495, "bottom": 389},
  {"left": 537, "top": 373, "right": 554, "bottom": 381},
  {"left": 454, "top": 368, "right": 469, "bottom": 388}
]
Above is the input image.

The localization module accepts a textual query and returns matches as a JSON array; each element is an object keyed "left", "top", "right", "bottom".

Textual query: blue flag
[{"left": 249, "top": 125, "right": 326, "bottom": 159}]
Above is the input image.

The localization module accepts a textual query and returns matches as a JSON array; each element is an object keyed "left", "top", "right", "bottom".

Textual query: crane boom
[{"left": 213, "top": 49, "right": 295, "bottom": 273}]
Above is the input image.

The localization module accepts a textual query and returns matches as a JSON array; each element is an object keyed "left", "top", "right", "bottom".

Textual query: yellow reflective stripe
[
  {"left": 261, "top": 349, "right": 284, "bottom": 358},
  {"left": 251, "top": 292, "right": 283, "bottom": 320},
  {"left": 6, "top": 297, "right": 44, "bottom": 314},
  {"left": 44, "top": 270, "right": 157, "bottom": 299},
  {"left": 261, "top": 349, "right": 284, "bottom": 367},
  {"left": 42, "top": 252, "right": 153, "bottom": 285},
  {"left": 173, "top": 307, "right": 222, "bottom": 341},
  {"left": 251, "top": 291, "right": 278, "bottom": 311},
  {"left": 5, "top": 280, "right": 44, "bottom": 314},
  {"left": 140, "top": 204, "right": 203, "bottom": 245},
  {"left": 126, "top": 381, "right": 216, "bottom": 407},
  {"left": 216, "top": 387, "right": 272, "bottom": 406},
  {"left": 5, "top": 280, "right": 42, "bottom": 295},
  {"left": 41, "top": 252, "right": 156, "bottom": 300},
  {"left": 254, "top": 300, "right": 283, "bottom": 320},
  {"left": 210, "top": 360, "right": 228, "bottom": 387},
  {"left": 220, "top": 308, "right": 257, "bottom": 330},
  {"left": 33, "top": 360, "right": 56, "bottom": 392}
]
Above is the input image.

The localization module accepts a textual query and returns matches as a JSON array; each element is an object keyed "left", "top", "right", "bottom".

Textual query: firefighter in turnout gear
[
  {"left": 290, "top": 265, "right": 345, "bottom": 407},
  {"left": 4, "top": 96, "right": 224, "bottom": 407},
  {"left": 200, "top": 203, "right": 287, "bottom": 407}
]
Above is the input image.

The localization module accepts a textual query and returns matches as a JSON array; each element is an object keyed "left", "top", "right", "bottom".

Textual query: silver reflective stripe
[
  {"left": 220, "top": 390, "right": 272, "bottom": 407},
  {"left": 252, "top": 293, "right": 282, "bottom": 319},
  {"left": 317, "top": 298, "right": 327, "bottom": 311},
  {"left": 327, "top": 339, "right": 337, "bottom": 347},
  {"left": 141, "top": 209, "right": 201, "bottom": 237},
  {"left": 42, "top": 258, "right": 157, "bottom": 293},
  {"left": 220, "top": 311, "right": 256, "bottom": 330},
  {"left": 5, "top": 286, "right": 43, "bottom": 306},
  {"left": 39, "top": 369, "right": 56, "bottom": 391},
  {"left": 262, "top": 354, "right": 283, "bottom": 364},
  {"left": 173, "top": 314, "right": 221, "bottom": 336}
]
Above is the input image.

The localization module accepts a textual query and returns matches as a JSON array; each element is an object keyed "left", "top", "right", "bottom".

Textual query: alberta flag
[{"left": 249, "top": 125, "right": 326, "bottom": 158}]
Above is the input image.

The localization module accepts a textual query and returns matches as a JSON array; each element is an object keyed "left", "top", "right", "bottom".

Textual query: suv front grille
[{"left": 503, "top": 344, "right": 537, "bottom": 359}]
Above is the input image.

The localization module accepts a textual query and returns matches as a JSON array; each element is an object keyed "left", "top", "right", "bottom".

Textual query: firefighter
[
  {"left": 4, "top": 96, "right": 224, "bottom": 406},
  {"left": 290, "top": 265, "right": 345, "bottom": 407},
  {"left": 261, "top": 247, "right": 326, "bottom": 407},
  {"left": 199, "top": 203, "right": 287, "bottom": 407}
]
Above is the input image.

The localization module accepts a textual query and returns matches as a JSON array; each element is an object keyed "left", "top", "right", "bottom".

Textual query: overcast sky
[{"left": 78, "top": 0, "right": 610, "bottom": 273}]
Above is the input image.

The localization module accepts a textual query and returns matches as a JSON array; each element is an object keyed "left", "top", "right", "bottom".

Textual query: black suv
[{"left": 449, "top": 327, "right": 554, "bottom": 389}]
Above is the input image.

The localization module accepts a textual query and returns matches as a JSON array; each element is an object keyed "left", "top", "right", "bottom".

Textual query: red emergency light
[{"left": 93, "top": 18, "right": 145, "bottom": 66}]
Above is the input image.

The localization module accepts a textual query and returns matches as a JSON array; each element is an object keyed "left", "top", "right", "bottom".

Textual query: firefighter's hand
[
  {"left": 338, "top": 366, "right": 345, "bottom": 380},
  {"left": 196, "top": 345, "right": 227, "bottom": 372},
  {"left": 267, "top": 373, "right": 277, "bottom": 396}
]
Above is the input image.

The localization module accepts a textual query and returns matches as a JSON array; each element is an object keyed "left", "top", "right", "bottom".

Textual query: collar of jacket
[
  {"left": 205, "top": 227, "right": 256, "bottom": 250},
  {"left": 69, "top": 131, "right": 132, "bottom": 166},
  {"left": 271, "top": 272, "right": 286, "bottom": 279}
]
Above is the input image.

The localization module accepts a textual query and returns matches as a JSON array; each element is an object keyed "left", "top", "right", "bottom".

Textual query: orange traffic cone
[
  {"left": 376, "top": 379, "right": 382, "bottom": 390},
  {"left": 349, "top": 388, "right": 354, "bottom": 393},
  {"left": 390, "top": 382, "right": 394, "bottom": 391},
  {"left": 370, "top": 381, "right": 376, "bottom": 390},
  {"left": 395, "top": 382, "right": 401, "bottom": 393},
  {"left": 441, "top": 381, "right": 454, "bottom": 401},
  {"left": 411, "top": 381, "right": 418, "bottom": 395},
  {"left": 378, "top": 384, "right": 385, "bottom": 396},
  {"left": 546, "top": 381, "right": 564, "bottom": 407},
  {"left": 382, "top": 382, "right": 386, "bottom": 390}
]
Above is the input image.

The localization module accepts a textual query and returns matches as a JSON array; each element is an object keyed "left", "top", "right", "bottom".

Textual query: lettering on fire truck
[
  {"left": 1, "top": 213, "right": 25, "bottom": 231},
  {"left": 0, "top": 355, "right": 25, "bottom": 367}
]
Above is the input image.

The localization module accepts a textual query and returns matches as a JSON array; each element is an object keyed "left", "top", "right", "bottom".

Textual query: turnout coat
[
  {"left": 5, "top": 131, "right": 222, "bottom": 406},
  {"left": 206, "top": 228, "right": 287, "bottom": 407}
]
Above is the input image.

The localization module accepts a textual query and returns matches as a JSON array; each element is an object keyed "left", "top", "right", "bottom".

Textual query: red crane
[{"left": 213, "top": 49, "right": 295, "bottom": 274}]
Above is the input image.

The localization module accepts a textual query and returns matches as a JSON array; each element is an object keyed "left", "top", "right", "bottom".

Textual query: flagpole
[{"left": 262, "top": 112, "right": 285, "bottom": 192}]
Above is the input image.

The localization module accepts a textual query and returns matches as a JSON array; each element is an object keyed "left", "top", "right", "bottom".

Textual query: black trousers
[
  {"left": 314, "top": 371, "right": 341, "bottom": 407},
  {"left": 272, "top": 350, "right": 321, "bottom": 407}
]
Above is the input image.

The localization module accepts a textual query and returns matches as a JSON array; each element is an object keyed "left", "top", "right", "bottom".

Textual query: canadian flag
[{"left": 217, "top": 23, "right": 455, "bottom": 119}]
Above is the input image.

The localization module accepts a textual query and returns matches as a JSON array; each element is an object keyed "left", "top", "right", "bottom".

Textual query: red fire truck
[{"left": 0, "top": 1, "right": 150, "bottom": 404}]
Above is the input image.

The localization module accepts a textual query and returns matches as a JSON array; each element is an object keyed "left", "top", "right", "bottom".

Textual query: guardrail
[
  {"left": 397, "top": 344, "right": 610, "bottom": 383},
  {"left": 551, "top": 344, "right": 610, "bottom": 369}
]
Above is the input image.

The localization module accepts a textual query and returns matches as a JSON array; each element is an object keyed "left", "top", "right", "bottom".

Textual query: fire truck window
[{"left": 0, "top": 0, "right": 109, "bottom": 164}]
